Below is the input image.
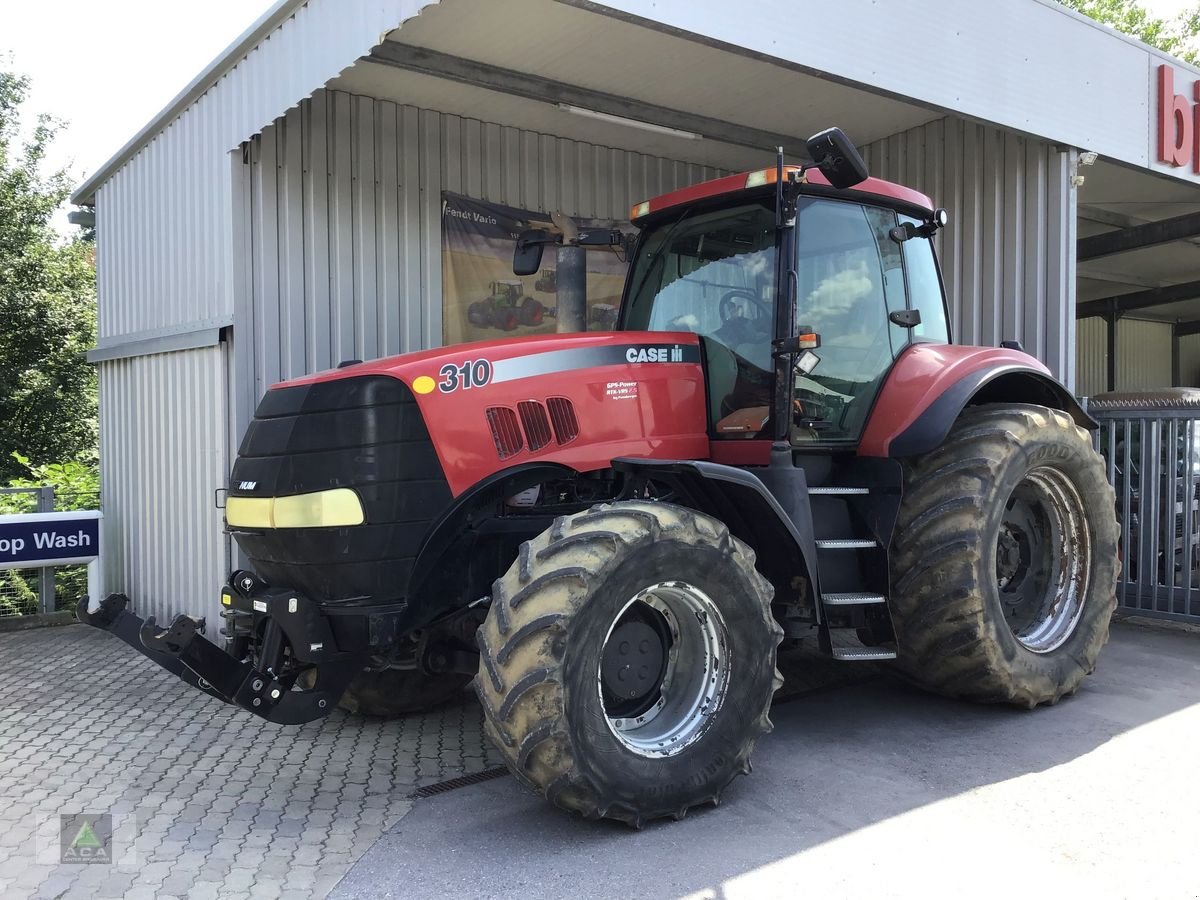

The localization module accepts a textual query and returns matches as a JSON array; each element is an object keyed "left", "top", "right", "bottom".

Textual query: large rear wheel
[
  {"left": 476, "top": 501, "right": 783, "bottom": 825},
  {"left": 889, "top": 404, "right": 1119, "bottom": 707}
]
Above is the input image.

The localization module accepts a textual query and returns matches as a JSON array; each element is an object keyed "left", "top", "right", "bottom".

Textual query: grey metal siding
[
  {"left": 1115, "top": 319, "right": 1173, "bottom": 390},
  {"left": 240, "top": 89, "right": 725, "bottom": 402},
  {"left": 97, "top": 346, "right": 230, "bottom": 625},
  {"left": 1076, "top": 316, "right": 1109, "bottom": 397},
  {"left": 863, "top": 118, "right": 1077, "bottom": 388},
  {"left": 90, "top": 0, "right": 439, "bottom": 342},
  {"left": 588, "top": 0, "right": 1180, "bottom": 182},
  {"left": 1179, "top": 334, "right": 1200, "bottom": 387}
]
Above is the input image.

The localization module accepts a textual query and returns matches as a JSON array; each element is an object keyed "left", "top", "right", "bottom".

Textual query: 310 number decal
[{"left": 438, "top": 359, "right": 492, "bottom": 393}]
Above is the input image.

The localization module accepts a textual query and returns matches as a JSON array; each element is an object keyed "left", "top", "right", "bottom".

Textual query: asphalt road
[{"left": 334, "top": 622, "right": 1200, "bottom": 900}]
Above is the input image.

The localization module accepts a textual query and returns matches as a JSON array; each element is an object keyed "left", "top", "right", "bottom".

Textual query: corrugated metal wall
[
  {"left": 1115, "top": 318, "right": 1173, "bottom": 389},
  {"left": 1075, "top": 316, "right": 1109, "bottom": 397},
  {"left": 92, "top": 0, "right": 437, "bottom": 341},
  {"left": 97, "top": 347, "right": 230, "bottom": 624},
  {"left": 863, "top": 117, "right": 1077, "bottom": 388},
  {"left": 89, "top": 0, "right": 438, "bottom": 607},
  {"left": 238, "top": 89, "right": 725, "bottom": 416},
  {"left": 1180, "top": 333, "right": 1200, "bottom": 386},
  {"left": 1074, "top": 316, "right": 1177, "bottom": 395}
]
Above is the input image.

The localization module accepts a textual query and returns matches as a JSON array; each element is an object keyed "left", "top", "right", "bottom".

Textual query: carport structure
[
  {"left": 1076, "top": 158, "right": 1200, "bottom": 394},
  {"left": 72, "top": 0, "right": 1200, "bottom": 624}
]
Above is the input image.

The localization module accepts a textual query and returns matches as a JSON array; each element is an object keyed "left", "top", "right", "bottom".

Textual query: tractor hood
[{"left": 272, "top": 331, "right": 710, "bottom": 496}]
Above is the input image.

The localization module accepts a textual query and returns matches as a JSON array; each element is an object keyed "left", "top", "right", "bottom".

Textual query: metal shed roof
[{"left": 75, "top": 0, "right": 1200, "bottom": 207}]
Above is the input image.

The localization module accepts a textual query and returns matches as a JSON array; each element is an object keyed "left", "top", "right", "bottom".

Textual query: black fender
[
  {"left": 612, "top": 456, "right": 821, "bottom": 619},
  {"left": 406, "top": 462, "right": 576, "bottom": 613},
  {"left": 889, "top": 366, "right": 1096, "bottom": 459}
]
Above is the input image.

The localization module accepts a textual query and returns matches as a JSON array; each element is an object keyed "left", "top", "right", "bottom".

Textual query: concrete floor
[
  {"left": 2, "top": 621, "right": 1197, "bottom": 899},
  {"left": 0, "top": 625, "right": 502, "bottom": 900},
  {"left": 334, "top": 622, "right": 1200, "bottom": 900}
]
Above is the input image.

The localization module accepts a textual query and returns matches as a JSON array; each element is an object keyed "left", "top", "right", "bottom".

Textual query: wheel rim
[
  {"left": 996, "top": 466, "right": 1092, "bottom": 654},
  {"left": 597, "top": 581, "right": 730, "bottom": 758}
]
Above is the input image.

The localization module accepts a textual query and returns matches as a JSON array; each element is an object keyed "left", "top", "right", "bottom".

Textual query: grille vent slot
[
  {"left": 485, "top": 407, "right": 524, "bottom": 459},
  {"left": 546, "top": 397, "right": 579, "bottom": 445},
  {"left": 517, "top": 401, "right": 553, "bottom": 452}
]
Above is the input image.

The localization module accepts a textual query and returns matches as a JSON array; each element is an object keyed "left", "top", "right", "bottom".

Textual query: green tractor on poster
[
  {"left": 535, "top": 268, "right": 557, "bottom": 293},
  {"left": 467, "top": 279, "right": 548, "bottom": 330}
]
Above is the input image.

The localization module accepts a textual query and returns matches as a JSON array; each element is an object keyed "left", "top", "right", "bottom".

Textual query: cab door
[{"left": 791, "top": 198, "right": 910, "bottom": 444}]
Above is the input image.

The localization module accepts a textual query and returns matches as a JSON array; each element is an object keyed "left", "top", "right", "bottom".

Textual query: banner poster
[{"left": 441, "top": 192, "right": 632, "bottom": 345}]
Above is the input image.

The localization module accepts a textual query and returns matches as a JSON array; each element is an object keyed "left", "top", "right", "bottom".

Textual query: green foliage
[
  {"left": 0, "top": 451, "right": 99, "bottom": 514},
  {"left": 0, "top": 68, "right": 97, "bottom": 483},
  {"left": 1059, "top": 0, "right": 1200, "bottom": 63}
]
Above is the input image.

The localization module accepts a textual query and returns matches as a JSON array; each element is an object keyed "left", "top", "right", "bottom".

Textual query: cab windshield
[
  {"left": 623, "top": 203, "right": 778, "bottom": 428},
  {"left": 623, "top": 196, "right": 949, "bottom": 443}
]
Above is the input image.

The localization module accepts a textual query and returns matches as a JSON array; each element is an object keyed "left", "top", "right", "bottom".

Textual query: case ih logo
[{"left": 1157, "top": 64, "right": 1200, "bottom": 171}]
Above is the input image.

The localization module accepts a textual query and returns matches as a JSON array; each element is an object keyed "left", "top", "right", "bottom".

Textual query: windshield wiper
[{"left": 626, "top": 205, "right": 696, "bottom": 312}]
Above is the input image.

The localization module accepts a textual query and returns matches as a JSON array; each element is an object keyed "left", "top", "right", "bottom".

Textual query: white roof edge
[
  {"left": 1032, "top": 0, "right": 1200, "bottom": 77},
  {"left": 71, "top": 0, "right": 309, "bottom": 205}
]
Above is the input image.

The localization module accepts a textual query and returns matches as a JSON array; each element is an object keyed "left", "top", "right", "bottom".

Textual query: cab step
[
  {"left": 831, "top": 646, "right": 898, "bottom": 661},
  {"left": 822, "top": 593, "right": 886, "bottom": 606},
  {"left": 816, "top": 539, "right": 877, "bottom": 550}
]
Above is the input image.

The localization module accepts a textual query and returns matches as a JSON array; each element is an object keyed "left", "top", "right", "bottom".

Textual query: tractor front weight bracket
[{"left": 76, "top": 592, "right": 360, "bottom": 725}]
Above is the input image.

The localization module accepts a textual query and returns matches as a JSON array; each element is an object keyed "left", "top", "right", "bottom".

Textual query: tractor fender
[
  {"left": 859, "top": 344, "right": 1095, "bottom": 459},
  {"left": 407, "top": 462, "right": 576, "bottom": 603},
  {"left": 611, "top": 457, "right": 821, "bottom": 619}
]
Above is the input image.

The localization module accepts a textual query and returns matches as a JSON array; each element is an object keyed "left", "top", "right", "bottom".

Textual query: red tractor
[{"left": 80, "top": 129, "right": 1118, "bottom": 825}]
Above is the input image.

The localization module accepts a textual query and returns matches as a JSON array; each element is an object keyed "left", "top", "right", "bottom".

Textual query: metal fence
[
  {"left": 1089, "top": 396, "right": 1200, "bottom": 624},
  {"left": 0, "top": 486, "right": 100, "bottom": 619}
]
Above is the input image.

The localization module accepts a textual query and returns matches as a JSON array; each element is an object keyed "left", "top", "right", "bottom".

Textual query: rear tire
[
  {"left": 889, "top": 404, "right": 1119, "bottom": 707},
  {"left": 476, "top": 501, "right": 783, "bottom": 825}
]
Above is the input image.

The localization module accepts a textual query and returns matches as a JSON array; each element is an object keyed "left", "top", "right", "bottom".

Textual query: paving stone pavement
[{"left": 0, "top": 624, "right": 504, "bottom": 900}]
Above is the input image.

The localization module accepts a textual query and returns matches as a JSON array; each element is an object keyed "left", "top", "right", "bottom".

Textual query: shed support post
[{"left": 555, "top": 246, "right": 587, "bottom": 334}]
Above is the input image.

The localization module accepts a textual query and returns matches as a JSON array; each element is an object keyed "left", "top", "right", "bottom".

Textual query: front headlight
[{"left": 226, "top": 488, "right": 365, "bottom": 529}]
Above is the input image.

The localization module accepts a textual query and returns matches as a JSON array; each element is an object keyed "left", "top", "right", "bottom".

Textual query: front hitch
[{"left": 76, "top": 593, "right": 359, "bottom": 725}]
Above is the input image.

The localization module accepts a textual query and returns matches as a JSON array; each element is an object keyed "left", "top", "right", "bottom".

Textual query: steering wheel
[{"left": 719, "top": 289, "right": 769, "bottom": 326}]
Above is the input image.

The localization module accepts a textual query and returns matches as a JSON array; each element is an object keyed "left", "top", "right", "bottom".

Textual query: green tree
[
  {"left": 1059, "top": 0, "right": 1200, "bottom": 63},
  {"left": 0, "top": 68, "right": 97, "bottom": 481}
]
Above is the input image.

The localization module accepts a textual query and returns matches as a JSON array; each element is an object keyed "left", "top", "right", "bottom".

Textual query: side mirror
[
  {"left": 513, "top": 229, "right": 549, "bottom": 276},
  {"left": 805, "top": 128, "right": 869, "bottom": 190}
]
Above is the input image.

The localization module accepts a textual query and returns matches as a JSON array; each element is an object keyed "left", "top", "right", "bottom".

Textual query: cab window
[
  {"left": 792, "top": 198, "right": 904, "bottom": 444},
  {"left": 898, "top": 215, "right": 951, "bottom": 344}
]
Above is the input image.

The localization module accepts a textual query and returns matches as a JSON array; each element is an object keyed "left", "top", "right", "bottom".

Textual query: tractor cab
[{"left": 621, "top": 141, "right": 951, "bottom": 447}]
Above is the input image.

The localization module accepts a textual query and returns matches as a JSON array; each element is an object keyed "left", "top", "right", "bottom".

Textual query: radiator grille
[
  {"left": 485, "top": 407, "right": 524, "bottom": 459},
  {"left": 517, "top": 401, "right": 553, "bottom": 451},
  {"left": 547, "top": 397, "right": 579, "bottom": 445}
]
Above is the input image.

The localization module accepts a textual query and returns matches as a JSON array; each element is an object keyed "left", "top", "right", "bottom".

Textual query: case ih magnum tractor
[{"left": 80, "top": 129, "right": 1118, "bottom": 825}]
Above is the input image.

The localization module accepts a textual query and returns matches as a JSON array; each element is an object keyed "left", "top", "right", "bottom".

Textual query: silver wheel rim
[
  {"left": 996, "top": 466, "right": 1092, "bottom": 654},
  {"left": 598, "top": 581, "right": 730, "bottom": 758}
]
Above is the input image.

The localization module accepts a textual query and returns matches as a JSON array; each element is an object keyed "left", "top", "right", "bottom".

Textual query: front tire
[
  {"left": 889, "top": 404, "right": 1119, "bottom": 707},
  {"left": 476, "top": 501, "right": 783, "bottom": 825}
]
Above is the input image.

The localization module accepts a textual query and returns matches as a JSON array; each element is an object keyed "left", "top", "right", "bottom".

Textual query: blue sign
[{"left": 0, "top": 512, "right": 101, "bottom": 569}]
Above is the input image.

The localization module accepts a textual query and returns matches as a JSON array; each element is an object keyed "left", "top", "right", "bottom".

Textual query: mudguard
[
  {"left": 859, "top": 344, "right": 1095, "bottom": 459},
  {"left": 611, "top": 456, "right": 821, "bottom": 619}
]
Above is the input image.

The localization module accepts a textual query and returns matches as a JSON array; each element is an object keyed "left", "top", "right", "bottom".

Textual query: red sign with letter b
[{"left": 1158, "top": 64, "right": 1200, "bottom": 171}]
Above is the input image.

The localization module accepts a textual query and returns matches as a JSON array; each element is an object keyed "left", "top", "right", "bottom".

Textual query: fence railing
[
  {"left": 0, "top": 486, "right": 99, "bottom": 619},
  {"left": 1089, "top": 400, "right": 1200, "bottom": 624}
]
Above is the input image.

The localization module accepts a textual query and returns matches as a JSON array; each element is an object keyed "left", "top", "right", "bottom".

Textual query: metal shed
[{"left": 73, "top": 0, "right": 1200, "bottom": 625}]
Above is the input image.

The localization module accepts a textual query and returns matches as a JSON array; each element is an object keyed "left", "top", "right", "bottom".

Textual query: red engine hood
[{"left": 276, "top": 331, "right": 710, "bottom": 496}]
